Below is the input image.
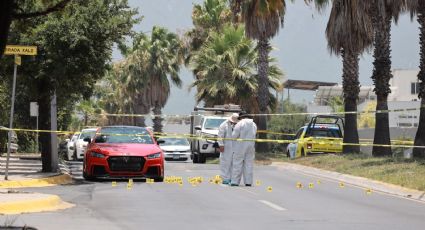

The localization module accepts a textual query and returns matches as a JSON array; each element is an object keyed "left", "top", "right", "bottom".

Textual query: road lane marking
[{"left": 258, "top": 200, "right": 287, "bottom": 211}]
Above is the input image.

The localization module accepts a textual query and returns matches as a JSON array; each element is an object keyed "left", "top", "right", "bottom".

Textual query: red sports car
[{"left": 82, "top": 126, "right": 164, "bottom": 181}]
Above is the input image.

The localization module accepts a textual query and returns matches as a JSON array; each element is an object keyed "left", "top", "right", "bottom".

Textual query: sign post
[
  {"left": 3, "top": 45, "right": 37, "bottom": 180},
  {"left": 30, "top": 102, "right": 39, "bottom": 154}
]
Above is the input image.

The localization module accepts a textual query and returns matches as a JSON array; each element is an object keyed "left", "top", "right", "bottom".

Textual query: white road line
[{"left": 258, "top": 200, "right": 287, "bottom": 211}]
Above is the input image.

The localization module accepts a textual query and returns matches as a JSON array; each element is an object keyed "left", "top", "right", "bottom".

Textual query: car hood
[
  {"left": 91, "top": 143, "right": 162, "bottom": 157},
  {"left": 201, "top": 129, "right": 219, "bottom": 136},
  {"left": 160, "top": 145, "right": 190, "bottom": 152}
]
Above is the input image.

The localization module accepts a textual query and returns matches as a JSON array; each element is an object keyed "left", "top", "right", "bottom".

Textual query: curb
[
  {"left": 0, "top": 194, "right": 74, "bottom": 215},
  {"left": 0, "top": 174, "right": 73, "bottom": 189},
  {"left": 272, "top": 162, "right": 425, "bottom": 202}
]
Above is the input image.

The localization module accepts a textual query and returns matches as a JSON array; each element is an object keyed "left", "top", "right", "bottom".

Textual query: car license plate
[{"left": 173, "top": 155, "right": 180, "bottom": 159}]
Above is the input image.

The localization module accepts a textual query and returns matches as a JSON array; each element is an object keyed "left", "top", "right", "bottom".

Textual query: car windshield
[
  {"left": 158, "top": 138, "right": 189, "bottom": 146},
  {"left": 79, "top": 130, "right": 96, "bottom": 140},
  {"left": 95, "top": 127, "right": 154, "bottom": 144},
  {"left": 204, "top": 118, "right": 226, "bottom": 130}
]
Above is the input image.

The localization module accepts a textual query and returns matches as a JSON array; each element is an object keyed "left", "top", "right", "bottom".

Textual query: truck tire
[
  {"left": 193, "top": 153, "right": 199, "bottom": 163},
  {"left": 198, "top": 154, "right": 206, "bottom": 164}
]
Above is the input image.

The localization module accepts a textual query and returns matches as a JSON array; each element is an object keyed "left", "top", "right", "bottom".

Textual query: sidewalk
[
  {"left": 0, "top": 154, "right": 74, "bottom": 215},
  {"left": 272, "top": 162, "right": 425, "bottom": 202}
]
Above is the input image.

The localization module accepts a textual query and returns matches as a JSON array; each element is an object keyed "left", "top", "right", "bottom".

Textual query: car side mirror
[
  {"left": 83, "top": 137, "right": 91, "bottom": 144},
  {"left": 94, "top": 135, "right": 107, "bottom": 143},
  {"left": 195, "top": 126, "right": 202, "bottom": 131}
]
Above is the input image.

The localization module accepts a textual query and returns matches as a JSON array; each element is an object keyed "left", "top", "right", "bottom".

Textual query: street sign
[
  {"left": 4, "top": 45, "right": 37, "bottom": 56},
  {"left": 30, "top": 102, "right": 39, "bottom": 117},
  {"left": 14, "top": 55, "right": 21, "bottom": 66}
]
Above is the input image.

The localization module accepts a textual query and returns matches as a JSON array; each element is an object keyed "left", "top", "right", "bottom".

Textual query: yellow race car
[{"left": 286, "top": 115, "right": 344, "bottom": 158}]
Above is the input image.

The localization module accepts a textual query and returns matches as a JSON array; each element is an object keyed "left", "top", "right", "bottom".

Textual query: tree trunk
[
  {"left": 371, "top": 7, "right": 392, "bottom": 157},
  {"left": 152, "top": 102, "right": 163, "bottom": 133},
  {"left": 256, "top": 36, "right": 270, "bottom": 153},
  {"left": 0, "top": 0, "right": 14, "bottom": 59},
  {"left": 133, "top": 102, "right": 147, "bottom": 127},
  {"left": 38, "top": 79, "right": 53, "bottom": 172},
  {"left": 342, "top": 50, "right": 360, "bottom": 154},
  {"left": 413, "top": 3, "right": 425, "bottom": 158}
]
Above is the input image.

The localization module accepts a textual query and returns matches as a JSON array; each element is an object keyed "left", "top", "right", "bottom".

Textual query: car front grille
[{"left": 108, "top": 156, "right": 145, "bottom": 172}]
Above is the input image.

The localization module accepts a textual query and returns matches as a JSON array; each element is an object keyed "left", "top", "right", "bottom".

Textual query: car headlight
[
  {"left": 147, "top": 152, "right": 161, "bottom": 159},
  {"left": 90, "top": 151, "right": 105, "bottom": 158}
]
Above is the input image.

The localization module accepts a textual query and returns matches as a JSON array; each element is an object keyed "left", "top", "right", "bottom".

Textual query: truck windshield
[{"left": 204, "top": 118, "right": 226, "bottom": 130}]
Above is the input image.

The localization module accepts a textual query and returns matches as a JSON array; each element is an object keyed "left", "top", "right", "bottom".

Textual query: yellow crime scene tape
[
  {"left": 0, "top": 126, "right": 423, "bottom": 149},
  {"left": 99, "top": 106, "right": 424, "bottom": 118}
]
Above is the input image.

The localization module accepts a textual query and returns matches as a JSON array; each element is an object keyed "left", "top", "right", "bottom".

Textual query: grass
[{"left": 274, "top": 153, "right": 425, "bottom": 191}]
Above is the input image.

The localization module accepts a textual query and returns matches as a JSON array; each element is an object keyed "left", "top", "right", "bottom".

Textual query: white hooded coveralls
[
  {"left": 231, "top": 118, "right": 257, "bottom": 185},
  {"left": 217, "top": 120, "right": 235, "bottom": 181}
]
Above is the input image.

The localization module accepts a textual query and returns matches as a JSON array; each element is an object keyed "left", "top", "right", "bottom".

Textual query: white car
[
  {"left": 66, "top": 133, "right": 79, "bottom": 160},
  {"left": 75, "top": 128, "right": 97, "bottom": 160},
  {"left": 158, "top": 137, "right": 191, "bottom": 162}
]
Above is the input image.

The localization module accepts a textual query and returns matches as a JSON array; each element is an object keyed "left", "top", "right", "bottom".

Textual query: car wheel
[
  {"left": 199, "top": 154, "right": 206, "bottom": 164},
  {"left": 82, "top": 161, "right": 94, "bottom": 181},
  {"left": 192, "top": 153, "right": 199, "bottom": 163}
]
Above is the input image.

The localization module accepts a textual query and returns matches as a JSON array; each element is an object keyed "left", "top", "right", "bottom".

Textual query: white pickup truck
[{"left": 190, "top": 105, "right": 242, "bottom": 164}]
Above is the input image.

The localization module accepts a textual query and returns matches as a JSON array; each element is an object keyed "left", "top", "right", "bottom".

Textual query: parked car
[
  {"left": 66, "top": 133, "right": 79, "bottom": 160},
  {"left": 75, "top": 128, "right": 97, "bottom": 160},
  {"left": 286, "top": 115, "right": 344, "bottom": 158},
  {"left": 82, "top": 126, "right": 164, "bottom": 181},
  {"left": 158, "top": 137, "right": 191, "bottom": 162}
]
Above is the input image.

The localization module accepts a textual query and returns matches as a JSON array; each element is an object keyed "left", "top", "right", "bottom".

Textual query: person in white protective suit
[
  {"left": 230, "top": 112, "right": 257, "bottom": 186},
  {"left": 217, "top": 113, "right": 239, "bottom": 184}
]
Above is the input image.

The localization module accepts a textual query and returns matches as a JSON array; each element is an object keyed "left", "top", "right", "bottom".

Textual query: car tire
[
  {"left": 82, "top": 162, "right": 94, "bottom": 181},
  {"left": 192, "top": 153, "right": 199, "bottom": 163},
  {"left": 199, "top": 154, "right": 206, "bottom": 164}
]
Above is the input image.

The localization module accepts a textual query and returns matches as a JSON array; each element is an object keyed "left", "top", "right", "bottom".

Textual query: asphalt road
[{"left": 4, "top": 162, "right": 425, "bottom": 230}]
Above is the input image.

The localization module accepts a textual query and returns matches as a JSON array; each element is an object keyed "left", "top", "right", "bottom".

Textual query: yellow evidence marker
[
  {"left": 308, "top": 183, "right": 314, "bottom": 189},
  {"left": 267, "top": 186, "right": 273, "bottom": 192},
  {"left": 127, "top": 182, "right": 133, "bottom": 190},
  {"left": 111, "top": 181, "right": 117, "bottom": 187},
  {"left": 256, "top": 180, "right": 261, "bottom": 186},
  {"left": 296, "top": 182, "right": 303, "bottom": 189},
  {"left": 339, "top": 182, "right": 345, "bottom": 188},
  {"left": 317, "top": 180, "right": 322, "bottom": 185},
  {"left": 365, "top": 188, "right": 373, "bottom": 195}
]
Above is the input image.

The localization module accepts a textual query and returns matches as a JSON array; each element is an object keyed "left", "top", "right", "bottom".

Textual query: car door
[{"left": 288, "top": 127, "right": 304, "bottom": 159}]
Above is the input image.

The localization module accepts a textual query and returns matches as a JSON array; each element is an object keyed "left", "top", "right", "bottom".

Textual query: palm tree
[
  {"left": 324, "top": 0, "right": 373, "bottom": 153},
  {"left": 129, "top": 27, "right": 184, "bottom": 132},
  {"left": 190, "top": 25, "right": 283, "bottom": 113},
  {"left": 407, "top": 1, "right": 425, "bottom": 158},
  {"left": 238, "top": 0, "right": 286, "bottom": 152},
  {"left": 370, "top": 0, "right": 406, "bottom": 157},
  {"left": 185, "top": 0, "right": 232, "bottom": 69}
]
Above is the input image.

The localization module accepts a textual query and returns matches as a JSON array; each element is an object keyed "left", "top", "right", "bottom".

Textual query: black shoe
[
  {"left": 230, "top": 183, "right": 239, "bottom": 187},
  {"left": 245, "top": 184, "right": 251, "bottom": 187}
]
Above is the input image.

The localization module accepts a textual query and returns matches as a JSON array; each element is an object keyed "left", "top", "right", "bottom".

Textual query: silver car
[{"left": 158, "top": 137, "right": 191, "bottom": 162}]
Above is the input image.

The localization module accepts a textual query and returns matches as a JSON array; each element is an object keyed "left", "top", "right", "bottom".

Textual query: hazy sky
[{"left": 113, "top": 0, "right": 420, "bottom": 115}]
